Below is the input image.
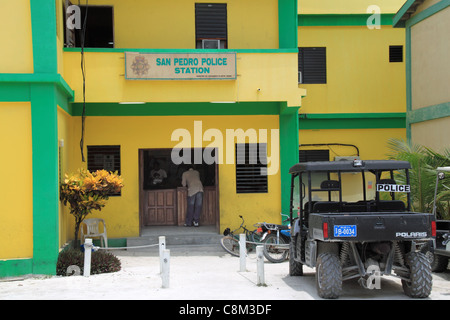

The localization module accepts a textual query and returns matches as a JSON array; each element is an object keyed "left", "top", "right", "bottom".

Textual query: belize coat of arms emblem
[{"left": 130, "top": 55, "right": 150, "bottom": 76}]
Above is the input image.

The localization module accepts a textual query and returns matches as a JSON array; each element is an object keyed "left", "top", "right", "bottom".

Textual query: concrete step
[{"left": 125, "top": 226, "right": 224, "bottom": 255}]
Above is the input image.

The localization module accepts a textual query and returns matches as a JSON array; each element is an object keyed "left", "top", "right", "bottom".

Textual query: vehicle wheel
[
  {"left": 401, "top": 252, "right": 433, "bottom": 298},
  {"left": 420, "top": 244, "right": 449, "bottom": 273},
  {"left": 316, "top": 253, "right": 342, "bottom": 299},
  {"left": 263, "top": 234, "right": 289, "bottom": 263},
  {"left": 289, "top": 237, "right": 303, "bottom": 276},
  {"left": 220, "top": 236, "right": 240, "bottom": 257}
]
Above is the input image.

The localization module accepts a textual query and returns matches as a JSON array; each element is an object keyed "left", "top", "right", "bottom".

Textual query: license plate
[{"left": 334, "top": 225, "right": 357, "bottom": 237}]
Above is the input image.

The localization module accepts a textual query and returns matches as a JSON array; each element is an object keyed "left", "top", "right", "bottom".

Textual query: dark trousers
[{"left": 186, "top": 192, "right": 203, "bottom": 225}]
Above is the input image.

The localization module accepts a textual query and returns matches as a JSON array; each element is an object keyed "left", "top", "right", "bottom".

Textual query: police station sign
[{"left": 125, "top": 52, "right": 236, "bottom": 80}]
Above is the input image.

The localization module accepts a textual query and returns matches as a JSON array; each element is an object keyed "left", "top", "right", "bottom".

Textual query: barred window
[
  {"left": 87, "top": 145, "right": 121, "bottom": 195},
  {"left": 235, "top": 143, "right": 268, "bottom": 194}
]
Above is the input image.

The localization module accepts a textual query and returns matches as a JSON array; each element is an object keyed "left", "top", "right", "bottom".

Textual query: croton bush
[{"left": 60, "top": 169, "right": 124, "bottom": 247}]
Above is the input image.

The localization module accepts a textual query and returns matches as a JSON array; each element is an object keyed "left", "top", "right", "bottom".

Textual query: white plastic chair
[{"left": 81, "top": 218, "right": 108, "bottom": 248}]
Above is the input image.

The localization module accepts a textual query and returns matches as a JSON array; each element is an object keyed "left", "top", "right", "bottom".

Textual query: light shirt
[{"left": 182, "top": 168, "right": 203, "bottom": 196}]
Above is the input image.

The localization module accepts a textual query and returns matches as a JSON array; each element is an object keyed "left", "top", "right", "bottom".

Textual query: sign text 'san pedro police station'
[{"left": 125, "top": 52, "right": 236, "bottom": 80}]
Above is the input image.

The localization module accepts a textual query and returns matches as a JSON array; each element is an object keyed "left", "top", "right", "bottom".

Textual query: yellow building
[
  {"left": 296, "top": 0, "right": 407, "bottom": 202},
  {"left": 0, "top": 0, "right": 303, "bottom": 277},
  {"left": 394, "top": 0, "right": 450, "bottom": 151},
  {"left": 0, "top": 0, "right": 412, "bottom": 278}
]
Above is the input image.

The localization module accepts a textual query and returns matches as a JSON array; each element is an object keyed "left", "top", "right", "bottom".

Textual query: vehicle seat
[{"left": 313, "top": 201, "right": 340, "bottom": 213}]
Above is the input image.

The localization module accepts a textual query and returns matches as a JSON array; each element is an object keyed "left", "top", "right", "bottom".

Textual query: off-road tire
[
  {"left": 289, "top": 236, "right": 303, "bottom": 276},
  {"left": 316, "top": 252, "right": 342, "bottom": 299},
  {"left": 401, "top": 252, "right": 433, "bottom": 298}
]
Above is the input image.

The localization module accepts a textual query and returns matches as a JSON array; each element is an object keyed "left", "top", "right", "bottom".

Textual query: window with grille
[
  {"left": 298, "top": 47, "right": 327, "bottom": 84},
  {"left": 389, "top": 45, "right": 403, "bottom": 62},
  {"left": 235, "top": 143, "right": 268, "bottom": 194},
  {"left": 195, "top": 3, "right": 227, "bottom": 49},
  {"left": 87, "top": 145, "right": 121, "bottom": 195}
]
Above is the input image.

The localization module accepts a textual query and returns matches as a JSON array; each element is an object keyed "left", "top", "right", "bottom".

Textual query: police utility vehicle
[{"left": 288, "top": 160, "right": 435, "bottom": 299}]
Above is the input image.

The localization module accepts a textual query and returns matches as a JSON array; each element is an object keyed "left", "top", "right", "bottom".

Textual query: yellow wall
[
  {"left": 0, "top": 103, "right": 33, "bottom": 259},
  {"left": 0, "top": 0, "right": 33, "bottom": 73},
  {"left": 57, "top": 107, "right": 76, "bottom": 246},
  {"left": 298, "top": 0, "right": 406, "bottom": 14},
  {"left": 75, "top": 0, "right": 279, "bottom": 49},
  {"left": 298, "top": 26, "right": 406, "bottom": 114},
  {"left": 65, "top": 115, "right": 281, "bottom": 237},
  {"left": 63, "top": 52, "right": 304, "bottom": 107}
]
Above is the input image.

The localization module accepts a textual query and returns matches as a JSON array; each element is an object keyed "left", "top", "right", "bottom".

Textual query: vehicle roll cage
[{"left": 288, "top": 160, "right": 412, "bottom": 222}]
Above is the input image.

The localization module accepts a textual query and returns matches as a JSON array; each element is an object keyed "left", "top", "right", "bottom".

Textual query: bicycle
[{"left": 220, "top": 215, "right": 261, "bottom": 257}]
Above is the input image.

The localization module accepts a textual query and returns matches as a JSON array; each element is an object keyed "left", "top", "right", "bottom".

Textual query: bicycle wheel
[
  {"left": 220, "top": 236, "right": 240, "bottom": 257},
  {"left": 263, "top": 234, "right": 289, "bottom": 263}
]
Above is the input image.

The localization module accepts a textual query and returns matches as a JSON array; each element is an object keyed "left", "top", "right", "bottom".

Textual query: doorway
[{"left": 138, "top": 148, "right": 219, "bottom": 234}]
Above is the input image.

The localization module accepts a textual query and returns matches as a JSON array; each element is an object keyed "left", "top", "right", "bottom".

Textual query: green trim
[
  {"left": 408, "top": 102, "right": 450, "bottom": 124},
  {"left": 279, "top": 106, "right": 300, "bottom": 216},
  {"left": 63, "top": 48, "right": 298, "bottom": 54},
  {"left": 405, "top": 27, "right": 412, "bottom": 142},
  {"left": 278, "top": 0, "right": 298, "bottom": 49},
  {"left": 0, "top": 259, "right": 33, "bottom": 278},
  {"left": 70, "top": 101, "right": 282, "bottom": 117},
  {"left": 30, "top": 0, "right": 58, "bottom": 73},
  {"left": 30, "top": 84, "right": 60, "bottom": 275},
  {"left": 393, "top": 0, "right": 449, "bottom": 27},
  {"left": 0, "top": 74, "right": 74, "bottom": 102},
  {"left": 299, "top": 14, "right": 396, "bottom": 27},
  {"left": 299, "top": 113, "right": 406, "bottom": 130}
]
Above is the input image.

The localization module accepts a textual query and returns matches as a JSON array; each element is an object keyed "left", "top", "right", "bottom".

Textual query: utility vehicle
[{"left": 288, "top": 160, "right": 436, "bottom": 299}]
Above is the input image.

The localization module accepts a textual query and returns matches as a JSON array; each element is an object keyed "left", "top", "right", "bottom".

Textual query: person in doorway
[{"left": 182, "top": 165, "right": 203, "bottom": 227}]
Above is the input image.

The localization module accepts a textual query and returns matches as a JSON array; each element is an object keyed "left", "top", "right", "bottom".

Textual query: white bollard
[
  {"left": 159, "top": 236, "right": 166, "bottom": 274},
  {"left": 239, "top": 233, "right": 246, "bottom": 272},
  {"left": 83, "top": 238, "right": 93, "bottom": 277},
  {"left": 256, "top": 245, "right": 265, "bottom": 286},
  {"left": 161, "top": 249, "right": 170, "bottom": 288}
]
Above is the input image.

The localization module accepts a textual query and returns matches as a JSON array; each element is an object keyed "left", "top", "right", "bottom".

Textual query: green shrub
[{"left": 56, "top": 248, "right": 121, "bottom": 276}]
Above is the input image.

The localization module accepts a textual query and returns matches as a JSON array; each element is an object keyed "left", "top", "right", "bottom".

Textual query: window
[
  {"left": 298, "top": 47, "right": 327, "bottom": 84},
  {"left": 389, "top": 46, "right": 403, "bottom": 62},
  {"left": 195, "top": 3, "right": 227, "bottom": 49},
  {"left": 299, "top": 149, "right": 330, "bottom": 162},
  {"left": 64, "top": 3, "right": 114, "bottom": 48},
  {"left": 235, "top": 143, "right": 268, "bottom": 194},
  {"left": 87, "top": 145, "right": 121, "bottom": 195}
]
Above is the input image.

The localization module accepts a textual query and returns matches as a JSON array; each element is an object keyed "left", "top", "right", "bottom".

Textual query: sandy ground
[{"left": 1, "top": 247, "right": 449, "bottom": 302}]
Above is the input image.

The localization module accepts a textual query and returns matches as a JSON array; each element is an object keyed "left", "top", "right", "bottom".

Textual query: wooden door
[{"left": 143, "top": 189, "right": 177, "bottom": 226}]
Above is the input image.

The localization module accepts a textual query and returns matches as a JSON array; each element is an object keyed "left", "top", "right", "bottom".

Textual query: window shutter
[
  {"left": 389, "top": 46, "right": 403, "bottom": 62},
  {"left": 298, "top": 47, "right": 327, "bottom": 84},
  {"left": 236, "top": 143, "right": 268, "bottom": 194},
  {"left": 195, "top": 3, "right": 227, "bottom": 40}
]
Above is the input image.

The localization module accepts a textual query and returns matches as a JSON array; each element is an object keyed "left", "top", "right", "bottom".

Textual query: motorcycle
[{"left": 255, "top": 214, "right": 291, "bottom": 263}]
